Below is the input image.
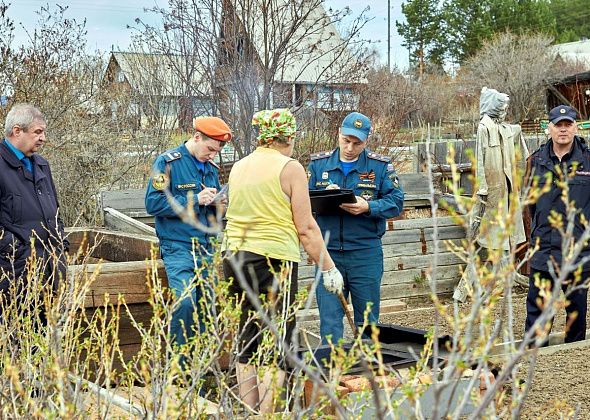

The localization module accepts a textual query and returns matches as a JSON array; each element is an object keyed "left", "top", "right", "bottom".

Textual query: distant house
[
  {"left": 217, "top": 0, "right": 366, "bottom": 114},
  {"left": 553, "top": 39, "right": 590, "bottom": 69},
  {"left": 547, "top": 70, "right": 590, "bottom": 120},
  {"left": 102, "top": 52, "right": 213, "bottom": 130},
  {"left": 0, "top": 80, "right": 12, "bottom": 109}
]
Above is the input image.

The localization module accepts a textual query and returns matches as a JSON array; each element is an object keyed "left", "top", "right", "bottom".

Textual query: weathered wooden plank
[
  {"left": 67, "top": 228, "right": 159, "bottom": 262},
  {"left": 382, "top": 240, "right": 462, "bottom": 258},
  {"left": 79, "top": 303, "right": 154, "bottom": 379},
  {"left": 66, "top": 228, "right": 99, "bottom": 262},
  {"left": 423, "top": 225, "right": 466, "bottom": 241},
  {"left": 380, "top": 278, "right": 458, "bottom": 300},
  {"left": 92, "top": 230, "right": 159, "bottom": 262},
  {"left": 297, "top": 299, "right": 407, "bottom": 322},
  {"left": 380, "top": 264, "right": 462, "bottom": 286},
  {"left": 300, "top": 238, "right": 463, "bottom": 270},
  {"left": 299, "top": 252, "right": 464, "bottom": 279},
  {"left": 390, "top": 216, "right": 463, "bottom": 230},
  {"left": 398, "top": 173, "right": 441, "bottom": 195},
  {"left": 70, "top": 260, "right": 166, "bottom": 308},
  {"left": 299, "top": 264, "right": 462, "bottom": 289},
  {"left": 383, "top": 252, "right": 464, "bottom": 272},
  {"left": 98, "top": 231, "right": 156, "bottom": 262},
  {"left": 104, "top": 207, "right": 156, "bottom": 236},
  {"left": 381, "top": 229, "right": 422, "bottom": 245}
]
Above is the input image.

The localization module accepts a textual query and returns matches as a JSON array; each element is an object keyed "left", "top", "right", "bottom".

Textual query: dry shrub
[{"left": 459, "top": 31, "right": 585, "bottom": 122}]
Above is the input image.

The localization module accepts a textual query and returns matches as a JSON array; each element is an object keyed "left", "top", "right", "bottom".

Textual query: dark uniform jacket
[
  {"left": 145, "top": 142, "right": 222, "bottom": 250},
  {"left": 308, "top": 148, "right": 404, "bottom": 251},
  {"left": 0, "top": 141, "right": 67, "bottom": 290},
  {"left": 528, "top": 136, "right": 590, "bottom": 271}
]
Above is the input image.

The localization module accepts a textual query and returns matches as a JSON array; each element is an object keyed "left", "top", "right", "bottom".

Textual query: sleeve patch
[
  {"left": 389, "top": 173, "right": 400, "bottom": 189},
  {"left": 151, "top": 173, "right": 169, "bottom": 191}
]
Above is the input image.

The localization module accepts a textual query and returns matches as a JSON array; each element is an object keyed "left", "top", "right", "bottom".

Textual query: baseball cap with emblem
[
  {"left": 548, "top": 105, "right": 577, "bottom": 125},
  {"left": 193, "top": 116, "right": 233, "bottom": 141},
  {"left": 341, "top": 112, "right": 371, "bottom": 142}
]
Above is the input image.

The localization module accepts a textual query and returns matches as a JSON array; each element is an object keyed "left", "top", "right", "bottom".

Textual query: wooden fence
[
  {"left": 100, "top": 187, "right": 466, "bottom": 302},
  {"left": 297, "top": 216, "right": 465, "bottom": 306},
  {"left": 416, "top": 136, "right": 549, "bottom": 197}
]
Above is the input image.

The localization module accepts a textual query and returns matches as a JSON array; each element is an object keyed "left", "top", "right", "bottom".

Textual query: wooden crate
[{"left": 67, "top": 228, "right": 167, "bottom": 372}]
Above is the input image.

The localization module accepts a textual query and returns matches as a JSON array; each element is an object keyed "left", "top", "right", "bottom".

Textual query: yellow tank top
[{"left": 223, "top": 147, "right": 300, "bottom": 262}]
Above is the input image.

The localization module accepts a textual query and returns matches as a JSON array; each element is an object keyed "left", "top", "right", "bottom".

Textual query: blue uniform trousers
[
  {"left": 316, "top": 248, "right": 383, "bottom": 344},
  {"left": 525, "top": 269, "right": 588, "bottom": 344},
  {"left": 160, "top": 241, "right": 211, "bottom": 350}
]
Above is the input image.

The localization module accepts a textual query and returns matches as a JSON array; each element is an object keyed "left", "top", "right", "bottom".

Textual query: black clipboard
[{"left": 309, "top": 189, "right": 357, "bottom": 215}]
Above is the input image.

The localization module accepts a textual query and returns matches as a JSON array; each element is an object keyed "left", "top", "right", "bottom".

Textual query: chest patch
[{"left": 357, "top": 182, "right": 376, "bottom": 189}]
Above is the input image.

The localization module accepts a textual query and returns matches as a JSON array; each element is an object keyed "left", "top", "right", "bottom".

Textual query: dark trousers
[
  {"left": 223, "top": 251, "right": 298, "bottom": 366},
  {"left": 316, "top": 248, "right": 383, "bottom": 344},
  {"left": 525, "top": 269, "right": 588, "bottom": 343}
]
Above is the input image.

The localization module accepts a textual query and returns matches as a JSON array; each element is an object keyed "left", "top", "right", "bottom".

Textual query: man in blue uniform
[
  {"left": 145, "top": 116, "right": 232, "bottom": 351},
  {"left": 525, "top": 105, "right": 590, "bottom": 344},
  {"left": 308, "top": 112, "right": 404, "bottom": 343},
  {"left": 0, "top": 104, "right": 68, "bottom": 310}
]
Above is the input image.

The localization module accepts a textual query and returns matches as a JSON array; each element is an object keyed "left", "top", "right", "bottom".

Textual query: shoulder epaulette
[
  {"left": 209, "top": 160, "right": 220, "bottom": 169},
  {"left": 310, "top": 151, "right": 332, "bottom": 161},
  {"left": 367, "top": 152, "right": 391, "bottom": 163},
  {"left": 164, "top": 151, "right": 182, "bottom": 163}
]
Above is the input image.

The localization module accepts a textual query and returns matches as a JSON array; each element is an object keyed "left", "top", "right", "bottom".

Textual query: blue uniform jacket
[
  {"left": 528, "top": 136, "right": 590, "bottom": 271},
  {"left": 0, "top": 141, "right": 67, "bottom": 287},
  {"left": 308, "top": 148, "right": 404, "bottom": 251},
  {"left": 145, "top": 142, "right": 221, "bottom": 250}
]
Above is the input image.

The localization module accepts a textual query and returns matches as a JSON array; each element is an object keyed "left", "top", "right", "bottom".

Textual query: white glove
[{"left": 322, "top": 266, "right": 344, "bottom": 294}]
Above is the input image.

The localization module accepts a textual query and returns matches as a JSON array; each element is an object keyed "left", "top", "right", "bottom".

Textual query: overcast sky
[{"left": 8, "top": 0, "right": 409, "bottom": 69}]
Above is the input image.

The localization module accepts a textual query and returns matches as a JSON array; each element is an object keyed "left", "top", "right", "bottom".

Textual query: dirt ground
[
  {"left": 520, "top": 344, "right": 590, "bottom": 418},
  {"left": 380, "top": 293, "right": 590, "bottom": 417},
  {"left": 304, "top": 290, "right": 590, "bottom": 417}
]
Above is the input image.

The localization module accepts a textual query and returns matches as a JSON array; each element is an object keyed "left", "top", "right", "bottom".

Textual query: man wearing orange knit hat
[{"left": 145, "top": 116, "right": 232, "bottom": 366}]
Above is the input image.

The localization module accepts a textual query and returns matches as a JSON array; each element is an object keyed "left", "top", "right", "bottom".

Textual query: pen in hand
[
  {"left": 199, "top": 183, "right": 217, "bottom": 205},
  {"left": 326, "top": 179, "right": 340, "bottom": 190}
]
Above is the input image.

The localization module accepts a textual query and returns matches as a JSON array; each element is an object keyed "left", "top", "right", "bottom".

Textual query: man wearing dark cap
[
  {"left": 145, "top": 116, "right": 232, "bottom": 355},
  {"left": 525, "top": 105, "right": 590, "bottom": 344},
  {"left": 308, "top": 112, "right": 404, "bottom": 343}
]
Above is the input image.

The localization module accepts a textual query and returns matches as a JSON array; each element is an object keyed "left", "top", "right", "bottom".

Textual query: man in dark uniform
[
  {"left": 308, "top": 112, "right": 404, "bottom": 343},
  {"left": 0, "top": 104, "right": 68, "bottom": 307},
  {"left": 525, "top": 105, "right": 590, "bottom": 344},
  {"left": 145, "top": 116, "right": 232, "bottom": 352}
]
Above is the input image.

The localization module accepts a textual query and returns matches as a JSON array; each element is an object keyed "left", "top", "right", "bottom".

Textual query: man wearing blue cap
[
  {"left": 308, "top": 112, "right": 404, "bottom": 343},
  {"left": 525, "top": 105, "right": 590, "bottom": 344}
]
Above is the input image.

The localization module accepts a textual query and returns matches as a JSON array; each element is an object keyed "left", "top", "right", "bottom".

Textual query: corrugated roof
[
  {"left": 112, "top": 52, "right": 211, "bottom": 96},
  {"left": 230, "top": 0, "right": 366, "bottom": 84},
  {"left": 553, "top": 39, "right": 590, "bottom": 69}
]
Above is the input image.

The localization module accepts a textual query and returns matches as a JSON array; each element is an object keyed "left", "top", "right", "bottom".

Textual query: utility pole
[{"left": 387, "top": 0, "right": 391, "bottom": 72}]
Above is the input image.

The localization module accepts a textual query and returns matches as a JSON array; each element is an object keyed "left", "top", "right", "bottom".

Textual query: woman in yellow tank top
[{"left": 223, "top": 109, "right": 343, "bottom": 413}]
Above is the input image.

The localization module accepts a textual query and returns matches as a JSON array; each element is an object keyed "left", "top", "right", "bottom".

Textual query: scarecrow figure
[{"left": 454, "top": 87, "right": 529, "bottom": 302}]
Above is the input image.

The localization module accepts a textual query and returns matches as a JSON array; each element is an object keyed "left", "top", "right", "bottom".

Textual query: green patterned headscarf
[{"left": 252, "top": 108, "right": 297, "bottom": 145}]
